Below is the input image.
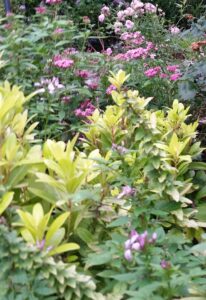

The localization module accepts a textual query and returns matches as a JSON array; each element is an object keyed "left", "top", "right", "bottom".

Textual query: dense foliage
[{"left": 0, "top": 0, "right": 206, "bottom": 299}]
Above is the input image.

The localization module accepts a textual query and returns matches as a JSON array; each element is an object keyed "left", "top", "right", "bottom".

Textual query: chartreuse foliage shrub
[
  {"left": 0, "top": 225, "right": 102, "bottom": 300},
  {"left": 1, "top": 71, "right": 206, "bottom": 299},
  {"left": 82, "top": 70, "right": 206, "bottom": 233}
]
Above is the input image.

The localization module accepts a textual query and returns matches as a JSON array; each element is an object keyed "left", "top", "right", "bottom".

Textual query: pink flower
[
  {"left": 53, "top": 55, "right": 74, "bottom": 69},
  {"left": 45, "top": 0, "right": 62, "bottom": 4},
  {"left": 98, "top": 14, "right": 105, "bottom": 23},
  {"left": 124, "top": 7, "right": 135, "bottom": 17},
  {"left": 101, "top": 6, "right": 110, "bottom": 17},
  {"left": 131, "top": 0, "right": 144, "bottom": 10},
  {"left": 85, "top": 77, "right": 99, "bottom": 90},
  {"left": 63, "top": 47, "right": 78, "bottom": 55},
  {"left": 144, "top": 66, "right": 161, "bottom": 78},
  {"left": 75, "top": 99, "right": 96, "bottom": 118},
  {"left": 105, "top": 48, "right": 113, "bottom": 56},
  {"left": 144, "top": 3, "right": 157, "bottom": 13},
  {"left": 125, "top": 20, "right": 134, "bottom": 30},
  {"left": 170, "top": 73, "right": 181, "bottom": 81},
  {"left": 117, "top": 10, "right": 125, "bottom": 21},
  {"left": 159, "top": 73, "right": 168, "bottom": 79},
  {"left": 35, "top": 6, "right": 47, "bottom": 14},
  {"left": 106, "top": 84, "right": 117, "bottom": 95},
  {"left": 166, "top": 65, "right": 179, "bottom": 72},
  {"left": 76, "top": 69, "right": 91, "bottom": 79},
  {"left": 53, "top": 28, "right": 64, "bottom": 35},
  {"left": 124, "top": 249, "right": 133, "bottom": 261},
  {"left": 170, "top": 25, "right": 180, "bottom": 35}
]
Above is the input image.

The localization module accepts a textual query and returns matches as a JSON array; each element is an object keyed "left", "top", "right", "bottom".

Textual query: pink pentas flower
[
  {"left": 98, "top": 14, "right": 105, "bottom": 23},
  {"left": 104, "top": 48, "right": 113, "bottom": 56},
  {"left": 85, "top": 77, "right": 99, "bottom": 90},
  {"left": 125, "top": 20, "right": 134, "bottom": 30},
  {"left": 144, "top": 66, "right": 161, "bottom": 78},
  {"left": 63, "top": 47, "right": 78, "bottom": 55},
  {"left": 124, "top": 229, "right": 157, "bottom": 261},
  {"left": 35, "top": 6, "right": 47, "bottom": 14},
  {"left": 45, "top": 0, "right": 62, "bottom": 4},
  {"left": 106, "top": 84, "right": 116, "bottom": 95},
  {"left": 144, "top": 3, "right": 157, "bottom": 13},
  {"left": 53, "top": 54, "right": 74, "bottom": 69},
  {"left": 170, "top": 25, "right": 180, "bottom": 35},
  {"left": 75, "top": 99, "right": 96, "bottom": 118},
  {"left": 159, "top": 73, "right": 168, "bottom": 78},
  {"left": 101, "top": 5, "right": 110, "bottom": 17},
  {"left": 76, "top": 69, "right": 91, "bottom": 79},
  {"left": 124, "top": 7, "right": 135, "bottom": 16},
  {"left": 170, "top": 73, "right": 181, "bottom": 81},
  {"left": 166, "top": 65, "right": 179, "bottom": 72},
  {"left": 53, "top": 28, "right": 64, "bottom": 35}
]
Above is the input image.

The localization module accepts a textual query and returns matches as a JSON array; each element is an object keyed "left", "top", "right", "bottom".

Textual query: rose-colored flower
[
  {"left": 166, "top": 65, "right": 179, "bottom": 72},
  {"left": 35, "top": 6, "right": 47, "bottom": 14},
  {"left": 125, "top": 20, "right": 134, "bottom": 29},
  {"left": 101, "top": 5, "right": 110, "bottom": 17},
  {"left": 98, "top": 14, "right": 105, "bottom": 23},
  {"left": 106, "top": 84, "right": 116, "bottom": 95},
  {"left": 170, "top": 73, "right": 181, "bottom": 81},
  {"left": 53, "top": 28, "right": 64, "bottom": 35},
  {"left": 45, "top": 0, "right": 62, "bottom": 4},
  {"left": 53, "top": 54, "right": 74, "bottom": 69},
  {"left": 170, "top": 25, "right": 180, "bottom": 35}
]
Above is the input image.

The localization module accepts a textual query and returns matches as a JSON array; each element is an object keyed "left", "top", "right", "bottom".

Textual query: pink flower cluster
[
  {"left": 85, "top": 77, "right": 100, "bottom": 90},
  {"left": 98, "top": 5, "right": 110, "bottom": 23},
  {"left": 124, "top": 229, "right": 157, "bottom": 261},
  {"left": 76, "top": 69, "right": 91, "bottom": 79},
  {"left": 35, "top": 6, "right": 47, "bottom": 14},
  {"left": 170, "top": 25, "right": 180, "bottom": 35},
  {"left": 34, "top": 77, "right": 64, "bottom": 94},
  {"left": 113, "top": 1, "right": 164, "bottom": 34},
  {"left": 63, "top": 47, "right": 79, "bottom": 55},
  {"left": 45, "top": 0, "right": 62, "bottom": 4},
  {"left": 120, "top": 31, "right": 145, "bottom": 46},
  {"left": 75, "top": 99, "right": 96, "bottom": 118},
  {"left": 114, "top": 41, "right": 156, "bottom": 61},
  {"left": 53, "top": 54, "right": 74, "bottom": 69},
  {"left": 53, "top": 28, "right": 64, "bottom": 35},
  {"left": 144, "top": 64, "right": 181, "bottom": 81},
  {"left": 106, "top": 84, "right": 117, "bottom": 95}
]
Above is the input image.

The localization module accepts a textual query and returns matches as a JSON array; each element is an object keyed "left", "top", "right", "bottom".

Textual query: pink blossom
[
  {"left": 53, "top": 28, "right": 64, "bottom": 35},
  {"left": 45, "top": 0, "right": 62, "bottom": 4},
  {"left": 101, "top": 5, "right": 110, "bottom": 17},
  {"left": 144, "top": 3, "right": 157, "bottom": 13},
  {"left": 63, "top": 47, "right": 78, "bottom": 55},
  {"left": 170, "top": 25, "right": 180, "bottom": 35},
  {"left": 166, "top": 65, "right": 179, "bottom": 72},
  {"left": 144, "top": 66, "right": 161, "bottom": 78},
  {"left": 105, "top": 48, "right": 113, "bottom": 56},
  {"left": 53, "top": 55, "right": 74, "bottom": 69},
  {"left": 117, "top": 10, "right": 125, "bottom": 21},
  {"left": 106, "top": 84, "right": 117, "bottom": 95},
  {"left": 76, "top": 70, "right": 91, "bottom": 79},
  {"left": 124, "top": 7, "right": 135, "bottom": 16},
  {"left": 125, "top": 20, "right": 134, "bottom": 29},
  {"left": 35, "top": 6, "right": 47, "bottom": 14},
  {"left": 98, "top": 14, "right": 105, "bottom": 23},
  {"left": 159, "top": 73, "right": 168, "bottom": 78},
  {"left": 75, "top": 99, "right": 96, "bottom": 118},
  {"left": 131, "top": 0, "right": 144, "bottom": 10},
  {"left": 170, "top": 73, "right": 181, "bottom": 81},
  {"left": 85, "top": 77, "right": 99, "bottom": 90}
]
